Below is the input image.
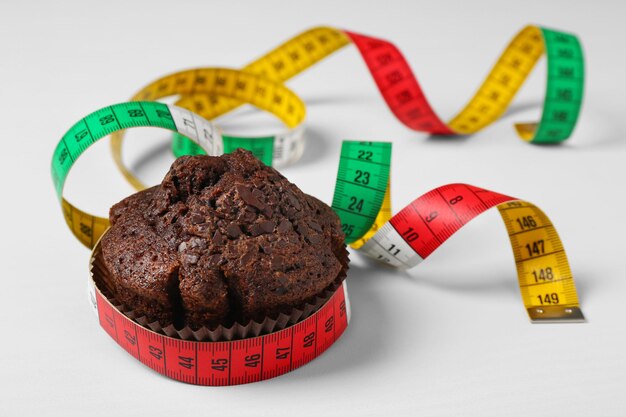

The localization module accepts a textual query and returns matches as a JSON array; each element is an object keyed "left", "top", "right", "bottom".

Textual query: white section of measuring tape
[
  {"left": 273, "top": 124, "right": 306, "bottom": 167},
  {"left": 360, "top": 223, "right": 424, "bottom": 268},
  {"left": 87, "top": 274, "right": 98, "bottom": 318},
  {"left": 343, "top": 281, "right": 352, "bottom": 324},
  {"left": 169, "top": 104, "right": 224, "bottom": 156}
]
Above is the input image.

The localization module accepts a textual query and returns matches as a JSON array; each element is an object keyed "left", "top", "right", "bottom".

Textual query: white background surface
[{"left": 1, "top": 0, "right": 625, "bottom": 415}]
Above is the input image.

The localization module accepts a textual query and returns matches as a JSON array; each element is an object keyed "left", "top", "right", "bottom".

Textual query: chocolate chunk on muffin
[{"left": 100, "top": 149, "right": 348, "bottom": 329}]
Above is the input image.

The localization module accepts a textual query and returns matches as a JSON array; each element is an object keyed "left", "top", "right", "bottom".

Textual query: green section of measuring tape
[
  {"left": 223, "top": 136, "right": 274, "bottom": 166},
  {"left": 331, "top": 141, "right": 391, "bottom": 245},
  {"left": 172, "top": 131, "right": 204, "bottom": 157},
  {"left": 172, "top": 132, "right": 274, "bottom": 166},
  {"left": 52, "top": 102, "right": 178, "bottom": 199},
  {"left": 533, "top": 28, "right": 585, "bottom": 142}
]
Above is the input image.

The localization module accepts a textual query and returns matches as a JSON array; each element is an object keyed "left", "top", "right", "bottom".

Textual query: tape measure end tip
[{"left": 527, "top": 306, "right": 585, "bottom": 323}]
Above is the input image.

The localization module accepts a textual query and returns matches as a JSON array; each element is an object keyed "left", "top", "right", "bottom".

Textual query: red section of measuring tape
[
  {"left": 95, "top": 284, "right": 348, "bottom": 385},
  {"left": 344, "top": 31, "right": 454, "bottom": 134},
  {"left": 390, "top": 184, "right": 514, "bottom": 258}
]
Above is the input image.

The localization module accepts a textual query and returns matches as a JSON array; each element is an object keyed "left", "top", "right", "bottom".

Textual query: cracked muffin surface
[{"left": 101, "top": 149, "right": 348, "bottom": 329}]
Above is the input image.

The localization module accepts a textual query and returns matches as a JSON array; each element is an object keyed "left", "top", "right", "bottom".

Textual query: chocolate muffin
[{"left": 100, "top": 149, "right": 348, "bottom": 329}]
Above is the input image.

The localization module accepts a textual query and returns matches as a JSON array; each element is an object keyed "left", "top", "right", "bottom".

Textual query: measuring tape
[
  {"left": 332, "top": 141, "right": 583, "bottom": 322},
  {"left": 52, "top": 101, "right": 584, "bottom": 385},
  {"left": 108, "top": 25, "right": 584, "bottom": 192},
  {"left": 52, "top": 102, "right": 223, "bottom": 248}
]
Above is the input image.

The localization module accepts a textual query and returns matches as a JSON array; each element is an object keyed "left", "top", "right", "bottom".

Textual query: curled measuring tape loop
[
  {"left": 332, "top": 141, "right": 584, "bottom": 323},
  {"left": 52, "top": 102, "right": 224, "bottom": 248},
  {"left": 110, "top": 68, "right": 307, "bottom": 191},
  {"left": 107, "top": 24, "right": 584, "bottom": 191}
]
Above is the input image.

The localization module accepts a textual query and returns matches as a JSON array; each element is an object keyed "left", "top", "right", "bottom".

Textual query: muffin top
[{"left": 101, "top": 149, "right": 348, "bottom": 329}]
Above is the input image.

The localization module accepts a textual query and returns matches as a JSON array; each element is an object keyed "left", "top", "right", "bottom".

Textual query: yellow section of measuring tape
[
  {"left": 497, "top": 202, "right": 581, "bottom": 320},
  {"left": 111, "top": 27, "right": 349, "bottom": 191},
  {"left": 61, "top": 196, "right": 109, "bottom": 249},
  {"left": 448, "top": 26, "right": 545, "bottom": 138}
]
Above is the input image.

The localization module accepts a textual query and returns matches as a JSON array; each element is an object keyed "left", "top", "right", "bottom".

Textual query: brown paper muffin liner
[{"left": 90, "top": 240, "right": 347, "bottom": 342}]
